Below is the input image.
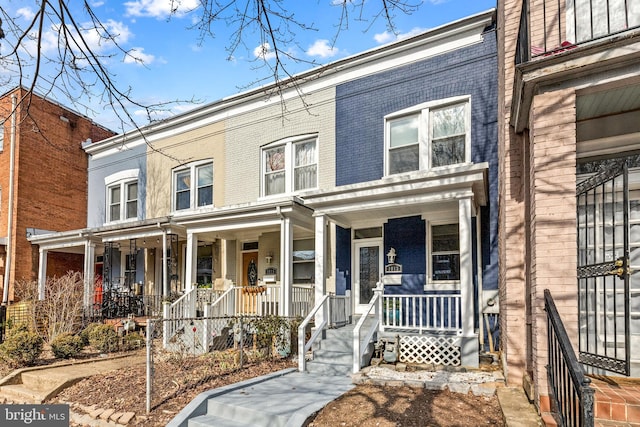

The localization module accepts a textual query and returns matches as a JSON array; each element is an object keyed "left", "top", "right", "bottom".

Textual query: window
[
  {"left": 107, "top": 180, "right": 138, "bottom": 222},
  {"left": 262, "top": 136, "right": 317, "bottom": 196},
  {"left": 386, "top": 98, "right": 470, "bottom": 175},
  {"left": 173, "top": 161, "right": 213, "bottom": 211},
  {"left": 0, "top": 121, "right": 4, "bottom": 152},
  {"left": 430, "top": 224, "right": 460, "bottom": 281}
]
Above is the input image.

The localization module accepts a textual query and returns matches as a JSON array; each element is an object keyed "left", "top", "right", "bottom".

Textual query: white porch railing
[
  {"left": 162, "top": 287, "right": 197, "bottom": 348},
  {"left": 329, "top": 290, "right": 351, "bottom": 328},
  {"left": 353, "top": 289, "right": 381, "bottom": 373},
  {"left": 298, "top": 294, "right": 330, "bottom": 373},
  {"left": 380, "top": 293, "right": 462, "bottom": 334}
]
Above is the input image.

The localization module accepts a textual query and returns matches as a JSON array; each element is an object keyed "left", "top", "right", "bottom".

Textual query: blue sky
[{"left": 1, "top": 1, "right": 496, "bottom": 130}]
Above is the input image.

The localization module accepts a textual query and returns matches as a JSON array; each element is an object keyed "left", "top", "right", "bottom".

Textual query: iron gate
[{"left": 577, "top": 156, "right": 638, "bottom": 376}]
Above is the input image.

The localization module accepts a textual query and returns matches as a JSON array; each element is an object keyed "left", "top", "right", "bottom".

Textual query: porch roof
[
  {"left": 174, "top": 198, "right": 315, "bottom": 239},
  {"left": 303, "top": 162, "right": 488, "bottom": 226},
  {"left": 27, "top": 217, "right": 185, "bottom": 252}
]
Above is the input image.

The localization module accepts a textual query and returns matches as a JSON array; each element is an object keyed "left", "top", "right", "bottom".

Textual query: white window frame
[
  {"left": 426, "top": 219, "right": 461, "bottom": 291},
  {"left": 260, "top": 134, "right": 318, "bottom": 198},
  {"left": 0, "top": 120, "right": 4, "bottom": 152},
  {"left": 104, "top": 169, "right": 139, "bottom": 224},
  {"left": 172, "top": 160, "right": 214, "bottom": 212},
  {"left": 384, "top": 95, "right": 471, "bottom": 177}
]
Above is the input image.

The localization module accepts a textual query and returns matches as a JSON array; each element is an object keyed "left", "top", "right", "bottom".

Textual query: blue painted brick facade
[{"left": 335, "top": 28, "right": 498, "bottom": 292}]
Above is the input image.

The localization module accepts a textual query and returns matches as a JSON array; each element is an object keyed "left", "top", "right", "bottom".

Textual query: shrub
[
  {"left": 51, "top": 333, "right": 85, "bottom": 359},
  {"left": 122, "top": 332, "right": 145, "bottom": 351},
  {"left": 80, "top": 323, "right": 103, "bottom": 346},
  {"left": 0, "top": 324, "right": 44, "bottom": 367},
  {"left": 88, "top": 324, "right": 119, "bottom": 353}
]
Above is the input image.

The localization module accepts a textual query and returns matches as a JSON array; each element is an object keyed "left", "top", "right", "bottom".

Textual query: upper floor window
[
  {"left": 173, "top": 161, "right": 213, "bottom": 211},
  {"left": 105, "top": 169, "right": 139, "bottom": 223},
  {"left": 262, "top": 135, "right": 317, "bottom": 197},
  {"left": 386, "top": 97, "right": 470, "bottom": 175}
]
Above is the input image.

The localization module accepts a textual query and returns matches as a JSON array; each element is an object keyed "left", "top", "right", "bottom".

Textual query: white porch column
[
  {"left": 314, "top": 215, "right": 327, "bottom": 327},
  {"left": 162, "top": 229, "right": 168, "bottom": 297},
  {"left": 459, "top": 197, "right": 479, "bottom": 368},
  {"left": 185, "top": 232, "right": 198, "bottom": 291},
  {"left": 280, "top": 217, "right": 293, "bottom": 316},
  {"left": 84, "top": 241, "right": 96, "bottom": 309},
  {"left": 38, "top": 248, "right": 48, "bottom": 300}
]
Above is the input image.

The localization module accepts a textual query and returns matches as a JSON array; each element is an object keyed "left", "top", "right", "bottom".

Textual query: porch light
[
  {"left": 387, "top": 248, "right": 397, "bottom": 264},
  {"left": 265, "top": 251, "right": 273, "bottom": 264}
]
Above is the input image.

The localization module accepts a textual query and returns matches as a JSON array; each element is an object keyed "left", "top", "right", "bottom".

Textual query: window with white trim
[
  {"left": 104, "top": 169, "right": 139, "bottom": 224},
  {"left": 386, "top": 98, "right": 470, "bottom": 175},
  {"left": 262, "top": 136, "right": 317, "bottom": 197},
  {"left": 107, "top": 180, "right": 138, "bottom": 222},
  {"left": 430, "top": 223, "right": 460, "bottom": 282},
  {"left": 173, "top": 161, "right": 213, "bottom": 211}
]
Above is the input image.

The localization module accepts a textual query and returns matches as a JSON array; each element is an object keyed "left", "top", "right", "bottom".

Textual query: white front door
[{"left": 354, "top": 239, "right": 383, "bottom": 314}]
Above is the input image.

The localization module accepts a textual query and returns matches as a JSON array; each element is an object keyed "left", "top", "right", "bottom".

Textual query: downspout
[
  {"left": 3, "top": 94, "right": 17, "bottom": 305},
  {"left": 476, "top": 207, "right": 484, "bottom": 351}
]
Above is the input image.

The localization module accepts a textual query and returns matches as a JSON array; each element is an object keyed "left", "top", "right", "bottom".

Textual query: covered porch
[{"left": 304, "top": 163, "right": 490, "bottom": 369}]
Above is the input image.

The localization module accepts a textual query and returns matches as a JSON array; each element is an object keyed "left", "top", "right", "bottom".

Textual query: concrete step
[
  {"left": 206, "top": 400, "right": 289, "bottom": 427},
  {"left": 313, "top": 349, "right": 352, "bottom": 364},
  {"left": 188, "top": 413, "right": 262, "bottom": 427},
  {"left": 305, "top": 360, "right": 352, "bottom": 376},
  {"left": 21, "top": 370, "right": 69, "bottom": 392},
  {"left": 0, "top": 384, "right": 47, "bottom": 404}
]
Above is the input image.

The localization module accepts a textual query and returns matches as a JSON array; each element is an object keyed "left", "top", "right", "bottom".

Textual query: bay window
[
  {"left": 386, "top": 97, "right": 470, "bottom": 175},
  {"left": 173, "top": 161, "right": 213, "bottom": 211},
  {"left": 262, "top": 135, "right": 317, "bottom": 197}
]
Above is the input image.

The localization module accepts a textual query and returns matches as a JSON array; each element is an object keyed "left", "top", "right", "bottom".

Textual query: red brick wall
[{"left": 0, "top": 87, "right": 114, "bottom": 298}]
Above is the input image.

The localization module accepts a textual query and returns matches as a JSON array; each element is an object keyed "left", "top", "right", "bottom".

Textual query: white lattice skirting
[{"left": 399, "top": 335, "right": 462, "bottom": 366}]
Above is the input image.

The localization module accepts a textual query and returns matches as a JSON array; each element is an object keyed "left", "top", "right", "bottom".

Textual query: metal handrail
[
  {"left": 297, "top": 294, "right": 330, "bottom": 372},
  {"left": 545, "top": 289, "right": 594, "bottom": 427}
]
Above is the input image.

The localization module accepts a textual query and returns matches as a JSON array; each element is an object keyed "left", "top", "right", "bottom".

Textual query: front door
[{"left": 354, "top": 240, "right": 383, "bottom": 314}]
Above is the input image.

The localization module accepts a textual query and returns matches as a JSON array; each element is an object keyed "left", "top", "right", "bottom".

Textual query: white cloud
[
  {"left": 253, "top": 43, "right": 277, "bottom": 61},
  {"left": 306, "top": 39, "right": 339, "bottom": 59},
  {"left": 16, "top": 7, "right": 36, "bottom": 21},
  {"left": 429, "top": 0, "right": 449, "bottom": 4},
  {"left": 374, "top": 31, "right": 394, "bottom": 44},
  {"left": 123, "top": 47, "right": 156, "bottom": 65},
  {"left": 374, "top": 27, "right": 429, "bottom": 45},
  {"left": 124, "top": 0, "right": 200, "bottom": 18}
]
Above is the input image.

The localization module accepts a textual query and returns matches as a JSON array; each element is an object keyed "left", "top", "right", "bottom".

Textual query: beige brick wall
[
  {"left": 224, "top": 87, "right": 335, "bottom": 206},
  {"left": 498, "top": 0, "right": 529, "bottom": 387},
  {"left": 146, "top": 121, "right": 225, "bottom": 218},
  {"left": 529, "top": 88, "right": 577, "bottom": 408}
]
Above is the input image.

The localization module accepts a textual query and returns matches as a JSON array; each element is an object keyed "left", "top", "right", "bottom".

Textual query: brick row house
[
  {"left": 0, "top": 87, "right": 114, "bottom": 303},
  {"left": 498, "top": 0, "right": 640, "bottom": 423},
  {"left": 30, "top": 10, "right": 498, "bottom": 368}
]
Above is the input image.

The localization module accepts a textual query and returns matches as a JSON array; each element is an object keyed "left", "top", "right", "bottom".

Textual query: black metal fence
[
  {"left": 516, "top": 0, "right": 640, "bottom": 64},
  {"left": 545, "top": 289, "right": 594, "bottom": 427},
  {"left": 85, "top": 291, "right": 164, "bottom": 320}
]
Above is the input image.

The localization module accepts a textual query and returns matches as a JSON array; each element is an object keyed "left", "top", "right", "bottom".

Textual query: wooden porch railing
[{"left": 380, "top": 293, "right": 462, "bottom": 334}]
